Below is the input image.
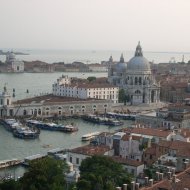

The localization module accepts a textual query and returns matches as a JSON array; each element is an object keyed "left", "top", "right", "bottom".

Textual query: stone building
[
  {"left": 108, "top": 42, "right": 160, "bottom": 105},
  {"left": 6, "top": 52, "right": 24, "bottom": 72}
]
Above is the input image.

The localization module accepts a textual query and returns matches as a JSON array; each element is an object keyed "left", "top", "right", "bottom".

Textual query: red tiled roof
[
  {"left": 70, "top": 145, "right": 110, "bottom": 156},
  {"left": 111, "top": 156, "right": 144, "bottom": 167},
  {"left": 140, "top": 166, "right": 190, "bottom": 190},
  {"left": 122, "top": 127, "right": 171, "bottom": 138},
  {"left": 13, "top": 94, "right": 107, "bottom": 105}
]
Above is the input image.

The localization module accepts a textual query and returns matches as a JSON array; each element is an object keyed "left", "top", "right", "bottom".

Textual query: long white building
[{"left": 52, "top": 75, "right": 119, "bottom": 103}]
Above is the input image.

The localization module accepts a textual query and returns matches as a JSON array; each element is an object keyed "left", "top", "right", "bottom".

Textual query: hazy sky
[{"left": 1, "top": 0, "right": 190, "bottom": 51}]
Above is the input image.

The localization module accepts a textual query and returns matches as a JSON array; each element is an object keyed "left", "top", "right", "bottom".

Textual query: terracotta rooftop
[
  {"left": 97, "top": 132, "right": 114, "bottom": 137},
  {"left": 111, "top": 156, "right": 144, "bottom": 167},
  {"left": 179, "top": 128, "right": 190, "bottom": 138},
  {"left": 121, "top": 134, "right": 142, "bottom": 141},
  {"left": 122, "top": 127, "right": 172, "bottom": 138},
  {"left": 13, "top": 94, "right": 106, "bottom": 105},
  {"left": 69, "top": 144, "right": 111, "bottom": 156},
  {"left": 140, "top": 166, "right": 190, "bottom": 190},
  {"left": 159, "top": 140, "right": 190, "bottom": 157}
]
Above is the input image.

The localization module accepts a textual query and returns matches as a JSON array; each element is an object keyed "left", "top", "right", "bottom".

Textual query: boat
[
  {"left": 106, "top": 112, "right": 136, "bottom": 120},
  {"left": 0, "top": 118, "right": 21, "bottom": 131},
  {"left": 12, "top": 127, "right": 40, "bottom": 139},
  {"left": 81, "top": 131, "right": 100, "bottom": 141},
  {"left": 62, "top": 124, "right": 78, "bottom": 132},
  {"left": 82, "top": 114, "right": 124, "bottom": 126},
  {"left": 0, "top": 159, "right": 22, "bottom": 169},
  {"left": 26, "top": 120, "right": 65, "bottom": 131}
]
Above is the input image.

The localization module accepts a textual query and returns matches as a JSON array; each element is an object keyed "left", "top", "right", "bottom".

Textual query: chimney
[
  {"left": 167, "top": 167, "right": 171, "bottom": 172},
  {"left": 172, "top": 175, "right": 176, "bottom": 183},
  {"left": 156, "top": 172, "right": 160, "bottom": 181},
  {"left": 135, "top": 183, "right": 140, "bottom": 190},
  {"left": 159, "top": 173, "right": 164, "bottom": 180},
  {"left": 171, "top": 168, "right": 175, "bottom": 176},
  {"left": 116, "top": 187, "right": 121, "bottom": 190},
  {"left": 131, "top": 181, "right": 135, "bottom": 190},
  {"left": 167, "top": 172, "right": 172, "bottom": 180},
  {"left": 183, "top": 161, "right": 188, "bottom": 169},
  {"left": 145, "top": 176, "right": 149, "bottom": 184},
  {"left": 149, "top": 179, "right": 153, "bottom": 187},
  {"left": 123, "top": 184, "right": 128, "bottom": 190}
]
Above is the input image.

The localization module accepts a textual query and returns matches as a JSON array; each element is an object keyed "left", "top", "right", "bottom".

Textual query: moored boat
[
  {"left": 13, "top": 127, "right": 40, "bottom": 139},
  {"left": 62, "top": 124, "right": 78, "bottom": 132},
  {"left": 81, "top": 131, "right": 100, "bottom": 141},
  {"left": 0, "top": 159, "right": 22, "bottom": 169},
  {"left": 82, "top": 114, "right": 123, "bottom": 126}
]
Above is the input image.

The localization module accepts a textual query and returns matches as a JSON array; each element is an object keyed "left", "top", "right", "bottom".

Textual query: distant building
[
  {"left": 108, "top": 42, "right": 160, "bottom": 105},
  {"left": 6, "top": 52, "right": 24, "bottom": 72},
  {"left": 52, "top": 75, "right": 119, "bottom": 103}
]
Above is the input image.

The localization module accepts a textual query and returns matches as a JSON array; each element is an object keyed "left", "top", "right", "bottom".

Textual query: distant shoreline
[{"left": 0, "top": 50, "right": 29, "bottom": 55}]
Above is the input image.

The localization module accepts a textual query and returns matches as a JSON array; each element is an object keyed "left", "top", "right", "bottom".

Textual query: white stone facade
[
  {"left": 6, "top": 52, "right": 24, "bottom": 72},
  {"left": 120, "top": 135, "right": 142, "bottom": 161},
  {"left": 52, "top": 75, "right": 119, "bottom": 103},
  {"left": 108, "top": 42, "right": 160, "bottom": 105}
]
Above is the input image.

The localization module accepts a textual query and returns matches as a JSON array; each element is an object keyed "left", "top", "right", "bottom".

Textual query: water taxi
[
  {"left": 0, "top": 159, "right": 21, "bottom": 169},
  {"left": 81, "top": 131, "right": 100, "bottom": 141}
]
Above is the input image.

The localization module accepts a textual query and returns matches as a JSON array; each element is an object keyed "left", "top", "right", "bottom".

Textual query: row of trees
[
  {"left": 118, "top": 89, "right": 130, "bottom": 105},
  {"left": 0, "top": 156, "right": 132, "bottom": 190}
]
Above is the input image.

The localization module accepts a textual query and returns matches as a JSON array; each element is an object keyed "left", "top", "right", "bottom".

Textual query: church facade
[{"left": 108, "top": 42, "right": 160, "bottom": 105}]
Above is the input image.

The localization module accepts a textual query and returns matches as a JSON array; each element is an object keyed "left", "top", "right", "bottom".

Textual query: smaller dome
[
  {"left": 115, "top": 62, "right": 127, "bottom": 72},
  {"left": 6, "top": 52, "right": 16, "bottom": 62}
]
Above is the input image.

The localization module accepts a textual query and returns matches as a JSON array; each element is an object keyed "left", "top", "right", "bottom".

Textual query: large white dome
[
  {"left": 127, "top": 42, "right": 150, "bottom": 71},
  {"left": 127, "top": 56, "right": 150, "bottom": 70}
]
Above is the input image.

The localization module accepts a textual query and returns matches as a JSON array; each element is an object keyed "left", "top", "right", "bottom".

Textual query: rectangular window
[
  {"left": 70, "top": 156, "right": 72, "bottom": 163},
  {"left": 76, "top": 158, "right": 79, "bottom": 165}
]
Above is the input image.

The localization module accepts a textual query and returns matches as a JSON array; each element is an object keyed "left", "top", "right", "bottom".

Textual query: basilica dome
[
  {"left": 127, "top": 42, "right": 150, "bottom": 71},
  {"left": 115, "top": 62, "right": 127, "bottom": 72}
]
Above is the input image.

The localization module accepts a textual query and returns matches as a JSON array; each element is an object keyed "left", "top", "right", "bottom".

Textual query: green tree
[
  {"left": 118, "top": 89, "right": 127, "bottom": 105},
  {"left": 0, "top": 179, "right": 21, "bottom": 190},
  {"left": 77, "top": 156, "right": 132, "bottom": 190},
  {"left": 20, "top": 157, "right": 69, "bottom": 190},
  {"left": 87, "top": 77, "right": 96, "bottom": 82}
]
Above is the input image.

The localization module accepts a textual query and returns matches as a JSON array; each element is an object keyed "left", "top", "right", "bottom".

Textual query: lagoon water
[
  {"left": 1, "top": 48, "right": 188, "bottom": 177},
  {"left": 1, "top": 49, "right": 190, "bottom": 64},
  {"left": 0, "top": 72, "right": 133, "bottom": 165}
]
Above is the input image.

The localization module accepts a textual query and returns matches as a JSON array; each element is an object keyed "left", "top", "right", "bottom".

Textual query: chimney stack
[
  {"left": 167, "top": 167, "right": 171, "bottom": 172},
  {"left": 149, "top": 179, "right": 153, "bottom": 187},
  {"left": 131, "top": 181, "right": 135, "bottom": 190},
  {"left": 123, "top": 184, "right": 128, "bottom": 190},
  {"left": 159, "top": 173, "right": 164, "bottom": 180},
  {"left": 172, "top": 175, "right": 177, "bottom": 183},
  {"left": 167, "top": 172, "right": 172, "bottom": 180},
  {"left": 171, "top": 168, "right": 175, "bottom": 176},
  {"left": 135, "top": 183, "right": 140, "bottom": 190},
  {"left": 145, "top": 176, "right": 149, "bottom": 185},
  {"left": 156, "top": 172, "right": 160, "bottom": 181}
]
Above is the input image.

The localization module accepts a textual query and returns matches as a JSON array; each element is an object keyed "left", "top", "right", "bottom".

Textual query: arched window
[
  {"left": 135, "top": 90, "right": 141, "bottom": 94},
  {"left": 135, "top": 77, "right": 138, "bottom": 85},
  {"left": 139, "top": 77, "right": 142, "bottom": 85},
  {"left": 38, "top": 109, "right": 41, "bottom": 115},
  {"left": 23, "top": 110, "right": 27, "bottom": 116}
]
